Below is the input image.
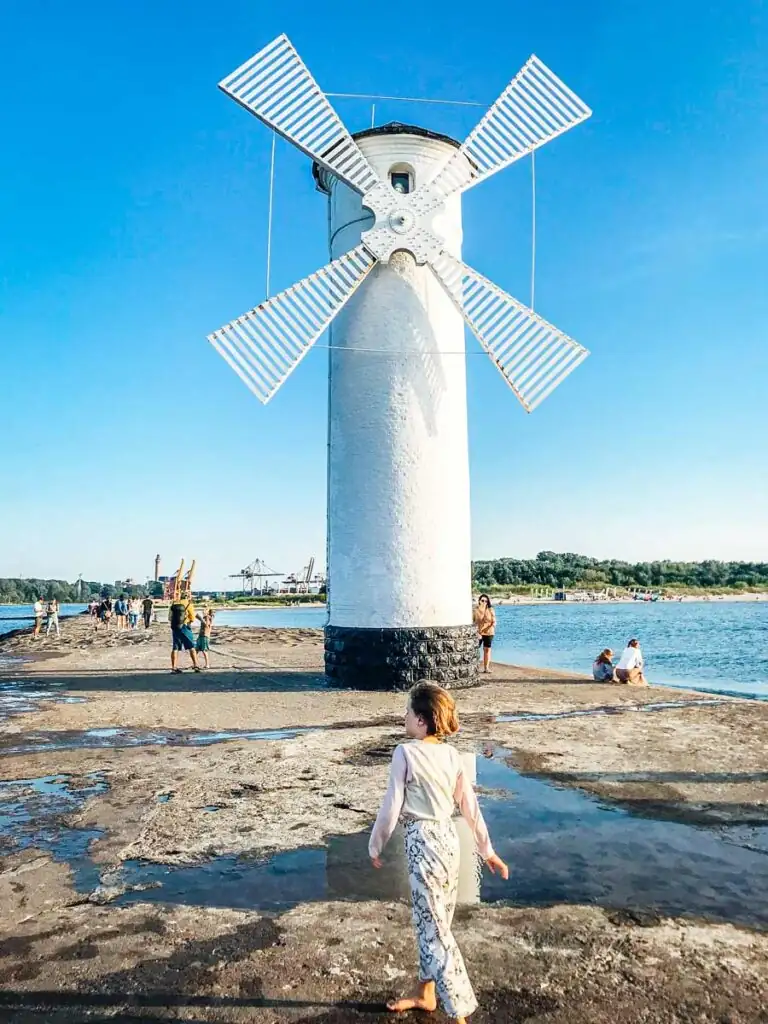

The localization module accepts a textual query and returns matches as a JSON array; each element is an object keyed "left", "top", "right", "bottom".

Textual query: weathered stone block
[{"left": 324, "top": 624, "right": 479, "bottom": 691}]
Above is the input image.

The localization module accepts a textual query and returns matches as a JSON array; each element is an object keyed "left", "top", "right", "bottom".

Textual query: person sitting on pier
[
  {"left": 592, "top": 648, "right": 616, "bottom": 682},
  {"left": 615, "top": 638, "right": 647, "bottom": 685}
]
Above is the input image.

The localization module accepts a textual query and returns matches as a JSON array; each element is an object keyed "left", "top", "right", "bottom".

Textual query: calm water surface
[
  {"left": 215, "top": 602, "right": 768, "bottom": 699},
  {"left": 3, "top": 602, "right": 765, "bottom": 699},
  {"left": 0, "top": 604, "right": 87, "bottom": 634}
]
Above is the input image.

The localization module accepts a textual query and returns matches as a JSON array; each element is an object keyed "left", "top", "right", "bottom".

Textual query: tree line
[
  {"left": 3, "top": 553, "right": 767, "bottom": 604},
  {"left": 0, "top": 579, "right": 165, "bottom": 604},
  {"left": 472, "top": 551, "right": 768, "bottom": 590}
]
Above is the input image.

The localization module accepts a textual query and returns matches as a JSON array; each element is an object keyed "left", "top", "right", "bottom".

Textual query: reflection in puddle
[
  {"left": 111, "top": 753, "right": 768, "bottom": 930},
  {"left": 4, "top": 751, "right": 767, "bottom": 930},
  {"left": 0, "top": 773, "right": 106, "bottom": 890},
  {"left": 115, "top": 826, "right": 475, "bottom": 911},
  {"left": 1, "top": 725, "right": 312, "bottom": 755},
  {"left": 477, "top": 753, "right": 768, "bottom": 928},
  {"left": 496, "top": 698, "right": 733, "bottom": 724},
  {"left": 0, "top": 679, "right": 85, "bottom": 724}
]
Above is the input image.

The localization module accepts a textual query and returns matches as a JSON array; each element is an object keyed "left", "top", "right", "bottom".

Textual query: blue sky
[{"left": 1, "top": 0, "right": 766, "bottom": 589}]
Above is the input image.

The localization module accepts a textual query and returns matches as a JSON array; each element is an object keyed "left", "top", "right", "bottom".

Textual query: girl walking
[{"left": 369, "top": 682, "right": 508, "bottom": 1021}]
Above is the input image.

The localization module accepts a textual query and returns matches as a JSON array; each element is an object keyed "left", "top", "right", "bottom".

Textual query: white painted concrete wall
[{"left": 320, "top": 133, "right": 473, "bottom": 629}]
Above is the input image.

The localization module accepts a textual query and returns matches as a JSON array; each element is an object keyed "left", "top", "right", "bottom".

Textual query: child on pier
[
  {"left": 195, "top": 607, "right": 214, "bottom": 669},
  {"left": 369, "top": 682, "right": 508, "bottom": 1022}
]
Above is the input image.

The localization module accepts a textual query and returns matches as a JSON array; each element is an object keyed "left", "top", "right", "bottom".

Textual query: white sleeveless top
[{"left": 369, "top": 739, "right": 494, "bottom": 860}]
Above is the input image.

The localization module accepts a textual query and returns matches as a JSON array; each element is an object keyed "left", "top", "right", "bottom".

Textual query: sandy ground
[{"left": 1, "top": 617, "right": 767, "bottom": 1022}]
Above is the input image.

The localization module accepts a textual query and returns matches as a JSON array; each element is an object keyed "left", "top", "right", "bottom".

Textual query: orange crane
[{"left": 164, "top": 559, "right": 196, "bottom": 601}]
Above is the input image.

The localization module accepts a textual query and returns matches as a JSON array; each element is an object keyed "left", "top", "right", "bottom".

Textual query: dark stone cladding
[{"left": 324, "top": 624, "right": 480, "bottom": 691}]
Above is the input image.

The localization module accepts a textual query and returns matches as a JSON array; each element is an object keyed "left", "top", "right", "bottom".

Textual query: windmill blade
[
  {"left": 208, "top": 245, "right": 376, "bottom": 404},
  {"left": 219, "top": 34, "right": 380, "bottom": 195},
  {"left": 431, "top": 252, "right": 588, "bottom": 412},
  {"left": 428, "top": 55, "right": 591, "bottom": 200}
]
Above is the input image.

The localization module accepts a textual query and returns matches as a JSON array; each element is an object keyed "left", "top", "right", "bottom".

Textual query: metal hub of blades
[
  {"left": 360, "top": 181, "right": 445, "bottom": 264},
  {"left": 388, "top": 209, "right": 414, "bottom": 234}
]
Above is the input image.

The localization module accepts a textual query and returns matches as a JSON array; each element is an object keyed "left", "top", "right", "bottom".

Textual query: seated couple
[{"left": 593, "top": 639, "right": 647, "bottom": 685}]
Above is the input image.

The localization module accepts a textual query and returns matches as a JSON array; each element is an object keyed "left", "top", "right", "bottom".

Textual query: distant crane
[
  {"left": 229, "top": 558, "right": 282, "bottom": 596},
  {"left": 302, "top": 556, "right": 315, "bottom": 592},
  {"left": 164, "top": 559, "right": 196, "bottom": 601},
  {"left": 280, "top": 556, "right": 324, "bottom": 594}
]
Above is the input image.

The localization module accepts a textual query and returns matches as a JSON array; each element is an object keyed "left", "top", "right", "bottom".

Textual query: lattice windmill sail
[
  {"left": 207, "top": 35, "right": 592, "bottom": 691},
  {"left": 210, "top": 33, "right": 590, "bottom": 413}
]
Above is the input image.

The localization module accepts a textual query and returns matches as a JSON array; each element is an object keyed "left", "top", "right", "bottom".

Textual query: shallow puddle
[
  {"left": 1, "top": 724, "right": 312, "bottom": 755},
  {"left": 109, "top": 752, "right": 768, "bottom": 930},
  {"left": 0, "top": 679, "right": 85, "bottom": 724},
  {"left": 4, "top": 748, "right": 766, "bottom": 930},
  {"left": 477, "top": 752, "right": 768, "bottom": 927},
  {"left": 0, "top": 772, "right": 106, "bottom": 890},
  {"left": 496, "top": 697, "right": 733, "bottom": 724}
]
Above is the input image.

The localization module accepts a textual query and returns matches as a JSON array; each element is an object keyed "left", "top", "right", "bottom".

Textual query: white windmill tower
[{"left": 208, "top": 35, "right": 591, "bottom": 690}]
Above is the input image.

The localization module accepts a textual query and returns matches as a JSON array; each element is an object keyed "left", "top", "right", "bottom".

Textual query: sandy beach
[{"left": 1, "top": 617, "right": 767, "bottom": 1022}]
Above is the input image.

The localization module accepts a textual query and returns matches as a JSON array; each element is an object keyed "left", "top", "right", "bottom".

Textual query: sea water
[
  {"left": 214, "top": 601, "right": 768, "bottom": 700},
  {"left": 0, "top": 603, "right": 87, "bottom": 634},
  {"left": 3, "top": 601, "right": 765, "bottom": 699}
]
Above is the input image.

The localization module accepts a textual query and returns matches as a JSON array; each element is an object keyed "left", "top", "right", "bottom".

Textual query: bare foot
[
  {"left": 386, "top": 996, "right": 437, "bottom": 1013},
  {"left": 387, "top": 987, "right": 437, "bottom": 1014}
]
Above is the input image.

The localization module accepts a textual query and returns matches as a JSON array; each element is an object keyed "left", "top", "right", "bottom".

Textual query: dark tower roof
[
  {"left": 312, "top": 121, "right": 461, "bottom": 192},
  {"left": 350, "top": 121, "right": 461, "bottom": 147}
]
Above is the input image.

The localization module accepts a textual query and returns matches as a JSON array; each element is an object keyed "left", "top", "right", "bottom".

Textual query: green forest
[
  {"left": 471, "top": 552, "right": 768, "bottom": 591},
  {"left": 2, "top": 553, "right": 768, "bottom": 605},
  {"left": 0, "top": 579, "right": 160, "bottom": 604}
]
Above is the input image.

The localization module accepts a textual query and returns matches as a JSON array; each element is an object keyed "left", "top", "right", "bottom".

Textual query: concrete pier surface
[{"left": 1, "top": 618, "right": 766, "bottom": 1022}]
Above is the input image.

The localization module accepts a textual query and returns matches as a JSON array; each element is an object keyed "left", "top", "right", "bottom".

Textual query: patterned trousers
[{"left": 404, "top": 818, "right": 478, "bottom": 1019}]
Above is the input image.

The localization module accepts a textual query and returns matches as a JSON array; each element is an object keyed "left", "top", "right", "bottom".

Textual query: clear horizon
[{"left": 2, "top": 1, "right": 766, "bottom": 591}]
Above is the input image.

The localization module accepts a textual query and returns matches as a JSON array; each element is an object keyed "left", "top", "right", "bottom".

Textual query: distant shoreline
[
  {"left": 1, "top": 593, "right": 765, "bottom": 612},
  {"left": 490, "top": 591, "right": 767, "bottom": 606},
  {"left": 210, "top": 593, "right": 767, "bottom": 609}
]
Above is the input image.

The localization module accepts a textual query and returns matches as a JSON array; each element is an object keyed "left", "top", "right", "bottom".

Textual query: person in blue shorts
[
  {"left": 195, "top": 607, "right": 214, "bottom": 669},
  {"left": 169, "top": 596, "right": 200, "bottom": 673}
]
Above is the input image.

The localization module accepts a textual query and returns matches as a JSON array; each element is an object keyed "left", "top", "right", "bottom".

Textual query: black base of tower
[{"left": 324, "top": 624, "right": 480, "bottom": 691}]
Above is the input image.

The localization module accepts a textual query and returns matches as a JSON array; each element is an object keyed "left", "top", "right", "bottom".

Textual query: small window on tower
[{"left": 390, "top": 171, "right": 411, "bottom": 194}]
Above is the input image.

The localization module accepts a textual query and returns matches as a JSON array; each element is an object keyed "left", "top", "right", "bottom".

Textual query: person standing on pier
[
  {"left": 473, "top": 594, "right": 496, "bottom": 674},
  {"left": 45, "top": 597, "right": 60, "bottom": 638},
  {"left": 195, "top": 607, "right": 214, "bottom": 669},
  {"left": 169, "top": 595, "right": 200, "bottom": 673},
  {"left": 369, "top": 682, "right": 508, "bottom": 1022},
  {"left": 128, "top": 596, "right": 141, "bottom": 630},
  {"left": 114, "top": 594, "right": 127, "bottom": 631},
  {"left": 33, "top": 596, "right": 44, "bottom": 638},
  {"left": 142, "top": 594, "right": 154, "bottom": 629}
]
